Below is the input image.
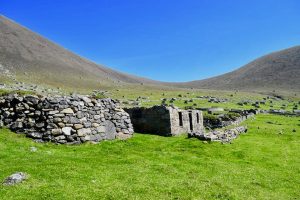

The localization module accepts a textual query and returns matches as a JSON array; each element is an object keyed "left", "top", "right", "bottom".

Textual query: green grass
[
  {"left": 0, "top": 89, "right": 38, "bottom": 96},
  {"left": 0, "top": 114, "right": 299, "bottom": 199},
  {"left": 108, "top": 87, "right": 299, "bottom": 112}
]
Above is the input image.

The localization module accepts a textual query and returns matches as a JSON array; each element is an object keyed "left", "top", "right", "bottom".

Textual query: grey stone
[
  {"left": 62, "top": 127, "right": 72, "bottom": 136},
  {"left": 27, "top": 132, "right": 42, "bottom": 139},
  {"left": 84, "top": 135, "right": 91, "bottom": 141},
  {"left": 61, "top": 108, "right": 74, "bottom": 114},
  {"left": 94, "top": 115, "right": 101, "bottom": 120},
  {"left": 55, "top": 135, "right": 66, "bottom": 140},
  {"left": 77, "top": 128, "right": 92, "bottom": 137},
  {"left": 68, "top": 117, "right": 80, "bottom": 124},
  {"left": 57, "top": 123, "right": 65, "bottom": 128},
  {"left": 96, "top": 126, "right": 106, "bottom": 133},
  {"left": 104, "top": 121, "right": 116, "bottom": 140},
  {"left": 81, "top": 96, "right": 91, "bottom": 103},
  {"left": 3, "top": 172, "right": 27, "bottom": 186},
  {"left": 92, "top": 123, "right": 100, "bottom": 127},
  {"left": 83, "top": 122, "right": 92, "bottom": 128},
  {"left": 51, "top": 129, "right": 62, "bottom": 136},
  {"left": 49, "top": 110, "right": 59, "bottom": 115},
  {"left": 74, "top": 124, "right": 84, "bottom": 130}
]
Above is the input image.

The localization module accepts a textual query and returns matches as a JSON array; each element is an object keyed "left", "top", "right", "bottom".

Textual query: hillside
[
  {"left": 1, "top": 15, "right": 299, "bottom": 93},
  {"left": 0, "top": 15, "right": 158, "bottom": 90},
  {"left": 176, "top": 46, "right": 300, "bottom": 92}
]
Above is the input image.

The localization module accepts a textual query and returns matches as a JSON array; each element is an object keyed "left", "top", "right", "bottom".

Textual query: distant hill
[
  {"left": 175, "top": 46, "right": 300, "bottom": 92},
  {"left": 0, "top": 15, "right": 158, "bottom": 90},
  {"left": 1, "top": 15, "right": 299, "bottom": 93}
]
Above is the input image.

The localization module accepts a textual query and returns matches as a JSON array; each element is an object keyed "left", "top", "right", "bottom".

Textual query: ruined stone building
[
  {"left": 0, "top": 94, "right": 205, "bottom": 144},
  {"left": 125, "top": 106, "right": 204, "bottom": 136}
]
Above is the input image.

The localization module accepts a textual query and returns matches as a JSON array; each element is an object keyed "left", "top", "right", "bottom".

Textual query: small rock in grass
[
  {"left": 3, "top": 172, "right": 27, "bottom": 186},
  {"left": 30, "top": 147, "right": 37, "bottom": 152},
  {"left": 292, "top": 129, "right": 296, "bottom": 133}
]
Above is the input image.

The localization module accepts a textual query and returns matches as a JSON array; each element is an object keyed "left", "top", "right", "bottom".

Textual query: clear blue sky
[{"left": 2, "top": 0, "right": 300, "bottom": 82}]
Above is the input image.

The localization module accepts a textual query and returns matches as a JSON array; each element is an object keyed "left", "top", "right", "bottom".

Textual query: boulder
[{"left": 3, "top": 172, "right": 27, "bottom": 186}]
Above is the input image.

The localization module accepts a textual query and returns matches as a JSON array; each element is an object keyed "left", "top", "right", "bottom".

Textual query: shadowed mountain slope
[{"left": 0, "top": 15, "right": 158, "bottom": 90}]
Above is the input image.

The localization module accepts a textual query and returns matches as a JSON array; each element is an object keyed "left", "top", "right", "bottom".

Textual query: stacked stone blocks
[{"left": 0, "top": 94, "right": 134, "bottom": 144}]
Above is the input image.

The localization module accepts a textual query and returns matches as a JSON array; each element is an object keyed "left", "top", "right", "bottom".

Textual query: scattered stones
[{"left": 2, "top": 172, "right": 27, "bottom": 186}]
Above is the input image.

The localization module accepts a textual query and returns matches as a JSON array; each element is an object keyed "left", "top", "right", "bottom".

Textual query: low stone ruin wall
[
  {"left": 204, "top": 112, "right": 255, "bottom": 129},
  {"left": 219, "top": 114, "right": 254, "bottom": 127},
  {"left": 0, "top": 94, "right": 134, "bottom": 144},
  {"left": 188, "top": 126, "right": 247, "bottom": 143}
]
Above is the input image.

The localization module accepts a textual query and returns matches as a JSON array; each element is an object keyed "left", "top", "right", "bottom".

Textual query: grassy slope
[
  {"left": 109, "top": 87, "right": 299, "bottom": 111},
  {"left": 0, "top": 114, "right": 299, "bottom": 200}
]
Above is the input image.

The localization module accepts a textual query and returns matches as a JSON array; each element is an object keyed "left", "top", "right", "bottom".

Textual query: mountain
[
  {"left": 1, "top": 15, "right": 299, "bottom": 93},
  {"left": 0, "top": 15, "right": 158, "bottom": 90},
  {"left": 176, "top": 46, "right": 300, "bottom": 92}
]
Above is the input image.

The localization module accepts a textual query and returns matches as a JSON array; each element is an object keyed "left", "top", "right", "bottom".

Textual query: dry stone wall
[
  {"left": 204, "top": 111, "right": 255, "bottom": 129},
  {"left": 188, "top": 126, "right": 248, "bottom": 143},
  {"left": 0, "top": 94, "right": 133, "bottom": 144}
]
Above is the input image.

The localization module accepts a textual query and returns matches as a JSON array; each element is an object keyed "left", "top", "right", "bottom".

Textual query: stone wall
[
  {"left": 204, "top": 111, "right": 255, "bottom": 129},
  {"left": 0, "top": 94, "right": 134, "bottom": 144},
  {"left": 125, "top": 106, "right": 204, "bottom": 136},
  {"left": 188, "top": 126, "right": 248, "bottom": 143}
]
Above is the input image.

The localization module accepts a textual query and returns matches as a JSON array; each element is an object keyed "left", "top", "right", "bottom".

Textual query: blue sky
[{"left": 2, "top": 0, "right": 300, "bottom": 82}]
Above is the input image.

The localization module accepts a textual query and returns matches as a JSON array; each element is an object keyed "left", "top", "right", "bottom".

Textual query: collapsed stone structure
[
  {"left": 0, "top": 94, "right": 133, "bottom": 144},
  {"left": 125, "top": 106, "right": 204, "bottom": 136},
  {"left": 188, "top": 126, "right": 248, "bottom": 143},
  {"left": 204, "top": 110, "right": 255, "bottom": 129}
]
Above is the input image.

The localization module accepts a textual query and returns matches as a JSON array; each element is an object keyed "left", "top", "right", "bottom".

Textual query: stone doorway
[{"left": 189, "top": 112, "right": 193, "bottom": 131}]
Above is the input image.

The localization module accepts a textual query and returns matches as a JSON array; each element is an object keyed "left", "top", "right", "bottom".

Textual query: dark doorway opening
[
  {"left": 189, "top": 112, "right": 193, "bottom": 131},
  {"left": 178, "top": 112, "right": 183, "bottom": 126},
  {"left": 197, "top": 113, "right": 200, "bottom": 124}
]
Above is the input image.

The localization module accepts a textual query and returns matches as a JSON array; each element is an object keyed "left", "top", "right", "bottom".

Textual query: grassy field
[
  {"left": 0, "top": 114, "right": 299, "bottom": 200},
  {"left": 108, "top": 87, "right": 299, "bottom": 112}
]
